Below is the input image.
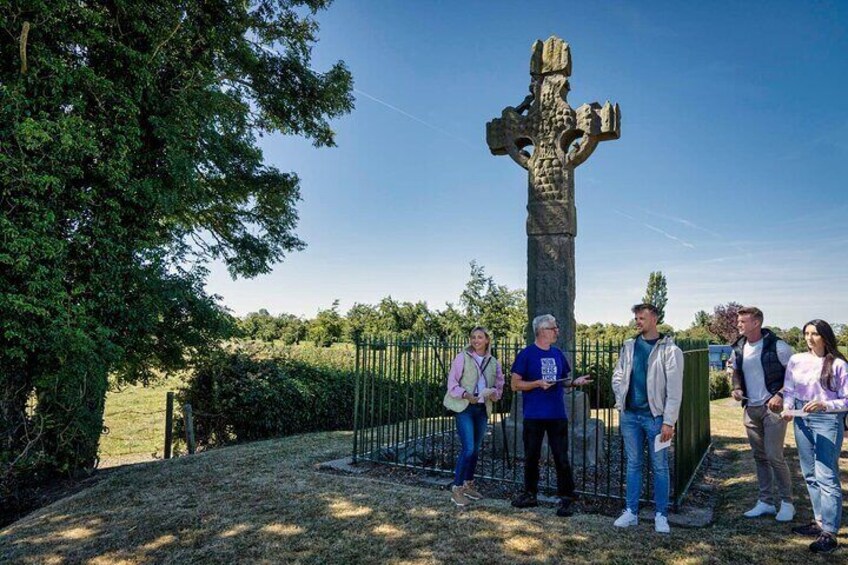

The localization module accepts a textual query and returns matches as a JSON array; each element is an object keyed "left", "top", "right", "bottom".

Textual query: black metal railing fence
[{"left": 352, "top": 337, "right": 710, "bottom": 509}]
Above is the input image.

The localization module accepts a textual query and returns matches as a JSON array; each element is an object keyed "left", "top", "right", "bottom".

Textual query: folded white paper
[
  {"left": 654, "top": 434, "right": 672, "bottom": 452},
  {"left": 783, "top": 409, "right": 809, "bottom": 417}
]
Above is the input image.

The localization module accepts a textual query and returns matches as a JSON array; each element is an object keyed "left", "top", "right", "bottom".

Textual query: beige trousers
[{"left": 743, "top": 404, "right": 793, "bottom": 505}]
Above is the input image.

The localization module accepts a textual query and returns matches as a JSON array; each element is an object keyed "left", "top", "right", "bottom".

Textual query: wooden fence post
[
  {"left": 183, "top": 403, "right": 196, "bottom": 455},
  {"left": 164, "top": 391, "right": 174, "bottom": 459}
]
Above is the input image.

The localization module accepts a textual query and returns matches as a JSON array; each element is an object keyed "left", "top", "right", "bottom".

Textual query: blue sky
[{"left": 205, "top": 0, "right": 848, "bottom": 330}]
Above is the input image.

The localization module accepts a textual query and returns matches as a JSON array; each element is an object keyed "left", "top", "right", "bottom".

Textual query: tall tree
[
  {"left": 1, "top": 1, "right": 353, "bottom": 482},
  {"left": 671, "top": 309, "right": 715, "bottom": 342},
  {"left": 238, "top": 311, "right": 306, "bottom": 344},
  {"left": 308, "top": 300, "right": 344, "bottom": 347},
  {"left": 708, "top": 302, "right": 743, "bottom": 344},
  {"left": 433, "top": 303, "right": 467, "bottom": 340},
  {"left": 774, "top": 326, "right": 804, "bottom": 352},
  {"left": 836, "top": 324, "right": 848, "bottom": 349},
  {"left": 642, "top": 271, "right": 668, "bottom": 324},
  {"left": 343, "top": 303, "right": 381, "bottom": 343},
  {"left": 460, "top": 262, "right": 526, "bottom": 340},
  {"left": 693, "top": 310, "right": 711, "bottom": 328},
  {"left": 576, "top": 322, "right": 633, "bottom": 344}
]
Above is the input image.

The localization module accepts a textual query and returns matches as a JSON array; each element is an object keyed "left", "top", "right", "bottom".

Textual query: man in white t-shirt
[{"left": 729, "top": 306, "right": 795, "bottom": 522}]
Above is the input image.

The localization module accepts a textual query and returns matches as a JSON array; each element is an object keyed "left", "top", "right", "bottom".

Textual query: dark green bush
[
  {"left": 225, "top": 340, "right": 355, "bottom": 371},
  {"left": 581, "top": 361, "right": 616, "bottom": 409},
  {"left": 177, "top": 352, "right": 357, "bottom": 448},
  {"left": 710, "top": 370, "right": 732, "bottom": 400}
]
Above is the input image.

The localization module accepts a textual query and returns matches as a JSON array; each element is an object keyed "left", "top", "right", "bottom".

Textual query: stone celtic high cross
[{"left": 487, "top": 36, "right": 620, "bottom": 347}]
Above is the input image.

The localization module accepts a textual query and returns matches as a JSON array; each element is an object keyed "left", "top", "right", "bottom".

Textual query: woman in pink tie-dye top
[{"left": 782, "top": 319, "right": 848, "bottom": 554}]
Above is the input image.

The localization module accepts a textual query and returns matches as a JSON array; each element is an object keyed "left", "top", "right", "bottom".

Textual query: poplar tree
[{"left": 642, "top": 271, "right": 668, "bottom": 324}]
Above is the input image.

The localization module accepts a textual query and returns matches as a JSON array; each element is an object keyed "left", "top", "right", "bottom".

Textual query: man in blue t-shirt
[{"left": 510, "top": 314, "right": 593, "bottom": 517}]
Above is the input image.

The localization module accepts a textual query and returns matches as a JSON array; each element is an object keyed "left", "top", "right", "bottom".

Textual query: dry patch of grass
[{"left": 2, "top": 400, "right": 847, "bottom": 564}]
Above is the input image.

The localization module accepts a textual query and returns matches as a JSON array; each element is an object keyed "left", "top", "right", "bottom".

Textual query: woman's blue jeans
[
  {"left": 793, "top": 398, "right": 844, "bottom": 535},
  {"left": 453, "top": 403, "right": 488, "bottom": 486},
  {"left": 621, "top": 410, "right": 670, "bottom": 516}
]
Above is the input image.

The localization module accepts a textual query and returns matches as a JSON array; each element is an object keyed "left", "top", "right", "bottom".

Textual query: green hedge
[
  {"left": 710, "top": 369, "right": 732, "bottom": 400},
  {"left": 580, "top": 361, "right": 616, "bottom": 409},
  {"left": 224, "top": 340, "right": 355, "bottom": 370},
  {"left": 176, "top": 351, "right": 356, "bottom": 448}
]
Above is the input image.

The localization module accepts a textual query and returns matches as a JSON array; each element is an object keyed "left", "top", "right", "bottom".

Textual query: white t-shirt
[
  {"left": 731, "top": 338, "right": 794, "bottom": 406},
  {"left": 472, "top": 353, "right": 487, "bottom": 403}
]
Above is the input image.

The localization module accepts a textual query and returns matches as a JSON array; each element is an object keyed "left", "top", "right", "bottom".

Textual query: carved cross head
[{"left": 486, "top": 36, "right": 620, "bottom": 171}]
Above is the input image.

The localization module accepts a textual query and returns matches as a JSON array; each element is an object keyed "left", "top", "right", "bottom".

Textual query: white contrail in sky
[
  {"left": 637, "top": 207, "right": 724, "bottom": 239},
  {"left": 636, "top": 207, "right": 748, "bottom": 254},
  {"left": 354, "top": 88, "right": 478, "bottom": 150},
  {"left": 613, "top": 210, "right": 695, "bottom": 248},
  {"left": 643, "top": 223, "right": 696, "bottom": 248}
]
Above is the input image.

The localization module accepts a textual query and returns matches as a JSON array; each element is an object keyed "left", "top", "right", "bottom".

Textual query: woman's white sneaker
[{"left": 613, "top": 509, "right": 639, "bottom": 527}]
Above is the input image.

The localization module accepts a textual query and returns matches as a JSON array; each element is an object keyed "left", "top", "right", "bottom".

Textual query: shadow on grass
[{"left": 2, "top": 408, "right": 848, "bottom": 564}]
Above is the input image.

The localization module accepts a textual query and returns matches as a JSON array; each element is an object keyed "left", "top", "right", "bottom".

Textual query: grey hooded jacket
[{"left": 611, "top": 335, "right": 684, "bottom": 426}]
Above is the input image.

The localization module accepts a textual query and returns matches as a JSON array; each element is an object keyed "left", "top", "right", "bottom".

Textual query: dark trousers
[{"left": 523, "top": 418, "right": 576, "bottom": 498}]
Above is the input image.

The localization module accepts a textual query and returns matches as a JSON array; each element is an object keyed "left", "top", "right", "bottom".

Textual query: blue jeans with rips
[
  {"left": 453, "top": 403, "right": 488, "bottom": 486},
  {"left": 793, "top": 398, "right": 844, "bottom": 535},
  {"left": 621, "top": 410, "right": 670, "bottom": 516}
]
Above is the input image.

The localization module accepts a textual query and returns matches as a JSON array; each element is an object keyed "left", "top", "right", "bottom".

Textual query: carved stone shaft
[{"left": 486, "top": 35, "right": 620, "bottom": 348}]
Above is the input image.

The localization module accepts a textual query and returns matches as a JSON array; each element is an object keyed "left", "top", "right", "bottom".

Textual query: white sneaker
[
  {"left": 776, "top": 501, "right": 795, "bottom": 522},
  {"left": 655, "top": 514, "right": 670, "bottom": 534},
  {"left": 613, "top": 509, "right": 639, "bottom": 528},
  {"left": 743, "top": 501, "right": 776, "bottom": 518}
]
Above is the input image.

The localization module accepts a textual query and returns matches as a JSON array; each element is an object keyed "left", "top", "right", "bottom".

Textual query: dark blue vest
[{"left": 732, "top": 329, "right": 786, "bottom": 407}]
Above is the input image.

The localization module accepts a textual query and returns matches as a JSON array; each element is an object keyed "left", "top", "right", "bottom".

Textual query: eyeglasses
[{"left": 543, "top": 326, "right": 559, "bottom": 331}]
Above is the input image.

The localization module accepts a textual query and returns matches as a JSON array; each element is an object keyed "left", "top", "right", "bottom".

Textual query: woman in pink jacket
[{"left": 442, "top": 326, "right": 505, "bottom": 506}]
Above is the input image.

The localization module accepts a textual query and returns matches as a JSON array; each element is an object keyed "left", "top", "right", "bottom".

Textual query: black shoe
[
  {"left": 810, "top": 533, "right": 839, "bottom": 554},
  {"left": 511, "top": 492, "right": 538, "bottom": 508},
  {"left": 556, "top": 497, "right": 574, "bottom": 517},
  {"left": 792, "top": 522, "right": 822, "bottom": 537}
]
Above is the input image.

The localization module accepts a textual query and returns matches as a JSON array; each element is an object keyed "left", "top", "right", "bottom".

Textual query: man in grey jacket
[{"left": 611, "top": 303, "right": 684, "bottom": 533}]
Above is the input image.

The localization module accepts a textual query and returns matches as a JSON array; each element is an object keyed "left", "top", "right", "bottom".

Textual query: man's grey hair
[{"left": 532, "top": 314, "right": 557, "bottom": 336}]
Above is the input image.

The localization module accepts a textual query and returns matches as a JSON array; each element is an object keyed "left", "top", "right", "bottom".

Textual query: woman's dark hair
[{"left": 803, "top": 319, "right": 847, "bottom": 391}]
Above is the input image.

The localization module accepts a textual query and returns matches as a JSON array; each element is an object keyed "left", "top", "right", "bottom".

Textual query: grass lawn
[
  {"left": 2, "top": 400, "right": 846, "bottom": 564},
  {"left": 97, "top": 342, "right": 354, "bottom": 467},
  {"left": 99, "top": 376, "right": 184, "bottom": 467}
]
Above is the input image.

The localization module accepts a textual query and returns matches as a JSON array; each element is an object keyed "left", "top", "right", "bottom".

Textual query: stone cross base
[{"left": 492, "top": 389, "right": 606, "bottom": 467}]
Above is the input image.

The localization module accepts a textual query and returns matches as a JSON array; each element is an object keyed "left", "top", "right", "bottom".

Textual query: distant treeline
[{"left": 237, "top": 266, "right": 847, "bottom": 350}]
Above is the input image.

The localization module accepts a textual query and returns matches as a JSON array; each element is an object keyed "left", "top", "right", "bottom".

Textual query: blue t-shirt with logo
[{"left": 511, "top": 344, "right": 570, "bottom": 420}]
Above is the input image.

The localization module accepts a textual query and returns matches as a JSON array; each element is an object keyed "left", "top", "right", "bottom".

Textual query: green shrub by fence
[
  {"left": 176, "top": 351, "right": 358, "bottom": 448},
  {"left": 710, "top": 369, "right": 732, "bottom": 400},
  {"left": 224, "top": 340, "right": 356, "bottom": 370}
]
